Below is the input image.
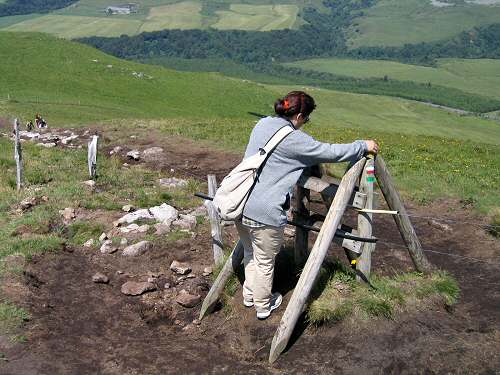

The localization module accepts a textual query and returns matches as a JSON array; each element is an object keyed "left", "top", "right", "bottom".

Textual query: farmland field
[
  {"left": 284, "top": 58, "right": 500, "bottom": 100},
  {"left": 348, "top": 0, "right": 500, "bottom": 47}
]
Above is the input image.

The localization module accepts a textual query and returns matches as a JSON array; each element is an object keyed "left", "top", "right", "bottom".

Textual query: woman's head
[{"left": 274, "top": 91, "right": 316, "bottom": 122}]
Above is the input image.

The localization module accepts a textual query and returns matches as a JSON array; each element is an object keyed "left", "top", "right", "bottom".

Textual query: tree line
[{"left": 0, "top": 0, "right": 78, "bottom": 17}]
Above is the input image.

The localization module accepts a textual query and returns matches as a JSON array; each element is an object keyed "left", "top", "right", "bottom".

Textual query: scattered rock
[
  {"left": 164, "top": 283, "right": 171, "bottom": 289},
  {"left": 192, "top": 319, "right": 201, "bottom": 325},
  {"left": 120, "top": 238, "right": 128, "bottom": 247},
  {"left": 175, "top": 289, "right": 201, "bottom": 308},
  {"left": 82, "top": 180, "right": 96, "bottom": 189},
  {"left": 109, "top": 146, "right": 122, "bottom": 155},
  {"left": 122, "top": 204, "right": 134, "bottom": 212},
  {"left": 40, "top": 134, "right": 59, "bottom": 142},
  {"left": 100, "top": 240, "right": 118, "bottom": 254},
  {"left": 61, "top": 134, "right": 78, "bottom": 145},
  {"left": 147, "top": 277, "right": 156, "bottom": 283},
  {"left": 150, "top": 203, "right": 178, "bottom": 224},
  {"left": 202, "top": 267, "right": 213, "bottom": 277},
  {"left": 189, "top": 205, "right": 208, "bottom": 217},
  {"left": 119, "top": 223, "right": 150, "bottom": 234},
  {"left": 37, "top": 142, "right": 56, "bottom": 148},
  {"left": 154, "top": 222, "right": 171, "bottom": 235},
  {"left": 121, "top": 281, "right": 156, "bottom": 296},
  {"left": 19, "top": 131, "right": 40, "bottom": 140},
  {"left": 170, "top": 260, "right": 191, "bottom": 275},
  {"left": 172, "top": 214, "right": 196, "bottom": 231},
  {"left": 126, "top": 150, "right": 140, "bottom": 161},
  {"left": 158, "top": 177, "right": 188, "bottom": 189},
  {"left": 20, "top": 197, "right": 38, "bottom": 211},
  {"left": 83, "top": 239, "right": 94, "bottom": 248},
  {"left": 92, "top": 272, "right": 109, "bottom": 284},
  {"left": 60, "top": 207, "right": 76, "bottom": 221},
  {"left": 428, "top": 219, "right": 452, "bottom": 232},
  {"left": 98, "top": 232, "right": 108, "bottom": 242},
  {"left": 142, "top": 147, "right": 163, "bottom": 158},
  {"left": 115, "top": 209, "right": 155, "bottom": 226},
  {"left": 122, "top": 241, "right": 153, "bottom": 257}
]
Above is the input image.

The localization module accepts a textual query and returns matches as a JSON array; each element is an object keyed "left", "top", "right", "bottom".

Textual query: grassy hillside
[
  {"left": 348, "top": 0, "right": 500, "bottom": 47},
  {"left": 0, "top": 0, "right": 317, "bottom": 37},
  {"left": 284, "top": 58, "right": 500, "bottom": 100}
]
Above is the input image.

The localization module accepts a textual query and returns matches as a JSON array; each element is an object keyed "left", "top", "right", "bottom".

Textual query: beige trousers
[{"left": 235, "top": 221, "right": 284, "bottom": 313}]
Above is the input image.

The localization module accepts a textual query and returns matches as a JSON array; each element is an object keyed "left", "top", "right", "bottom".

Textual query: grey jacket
[{"left": 242, "top": 116, "right": 367, "bottom": 227}]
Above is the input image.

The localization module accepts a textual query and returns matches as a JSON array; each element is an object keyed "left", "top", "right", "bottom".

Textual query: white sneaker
[
  {"left": 243, "top": 298, "right": 254, "bottom": 308},
  {"left": 256, "top": 293, "right": 282, "bottom": 320}
]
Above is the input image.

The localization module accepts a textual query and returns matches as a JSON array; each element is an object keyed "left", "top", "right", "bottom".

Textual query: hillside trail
[{"left": 0, "top": 123, "right": 499, "bottom": 374}]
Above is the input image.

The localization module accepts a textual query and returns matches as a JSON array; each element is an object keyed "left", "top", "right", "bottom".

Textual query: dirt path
[{"left": 1, "top": 125, "right": 499, "bottom": 374}]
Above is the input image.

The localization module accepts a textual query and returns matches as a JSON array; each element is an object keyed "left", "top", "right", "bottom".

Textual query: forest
[{"left": 0, "top": 0, "right": 78, "bottom": 17}]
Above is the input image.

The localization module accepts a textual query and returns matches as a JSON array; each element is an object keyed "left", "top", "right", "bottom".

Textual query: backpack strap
[{"left": 261, "top": 125, "right": 294, "bottom": 155}]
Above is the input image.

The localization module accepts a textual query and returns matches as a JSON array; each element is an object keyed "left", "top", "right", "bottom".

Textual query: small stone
[
  {"left": 83, "top": 239, "right": 94, "bottom": 248},
  {"left": 174, "top": 319, "right": 182, "bottom": 325},
  {"left": 164, "top": 283, "right": 171, "bottom": 289},
  {"left": 192, "top": 319, "right": 201, "bottom": 325},
  {"left": 202, "top": 267, "right": 213, "bottom": 277},
  {"left": 115, "top": 209, "right": 154, "bottom": 226},
  {"left": 117, "top": 270, "right": 124, "bottom": 275},
  {"left": 175, "top": 289, "right": 201, "bottom": 308},
  {"left": 100, "top": 240, "right": 118, "bottom": 254},
  {"left": 428, "top": 219, "right": 452, "bottom": 232},
  {"left": 121, "top": 281, "right": 156, "bottom": 296},
  {"left": 20, "top": 197, "right": 38, "bottom": 211},
  {"left": 158, "top": 177, "right": 188, "bottom": 189},
  {"left": 122, "top": 204, "right": 134, "bottom": 212},
  {"left": 60, "top": 207, "right": 76, "bottom": 221},
  {"left": 123, "top": 163, "right": 129, "bottom": 167},
  {"left": 98, "top": 232, "right": 108, "bottom": 242},
  {"left": 119, "top": 223, "right": 150, "bottom": 234},
  {"left": 82, "top": 180, "right": 96, "bottom": 189},
  {"left": 170, "top": 260, "right": 191, "bottom": 275},
  {"left": 120, "top": 238, "right": 128, "bottom": 247},
  {"left": 189, "top": 205, "right": 208, "bottom": 217},
  {"left": 142, "top": 147, "right": 163, "bottom": 157},
  {"left": 122, "top": 241, "right": 153, "bottom": 257},
  {"left": 37, "top": 142, "right": 56, "bottom": 148},
  {"left": 172, "top": 214, "right": 196, "bottom": 231},
  {"left": 109, "top": 146, "right": 122, "bottom": 155},
  {"left": 149, "top": 203, "right": 178, "bottom": 224},
  {"left": 92, "top": 272, "right": 109, "bottom": 284},
  {"left": 147, "top": 277, "right": 156, "bottom": 283},
  {"left": 154, "top": 222, "right": 171, "bottom": 235},
  {"left": 126, "top": 150, "right": 140, "bottom": 161},
  {"left": 61, "top": 134, "right": 78, "bottom": 145}
]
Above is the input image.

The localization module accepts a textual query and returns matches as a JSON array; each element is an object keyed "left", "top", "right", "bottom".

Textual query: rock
[
  {"left": 82, "top": 180, "right": 96, "bottom": 189},
  {"left": 37, "top": 142, "right": 56, "bottom": 148},
  {"left": 98, "top": 232, "right": 108, "bottom": 242},
  {"left": 428, "top": 219, "right": 452, "bottom": 232},
  {"left": 83, "top": 239, "right": 94, "bottom": 248},
  {"left": 61, "top": 134, "right": 78, "bottom": 145},
  {"left": 19, "top": 131, "right": 40, "bottom": 140},
  {"left": 164, "top": 283, "right": 171, "bottom": 289},
  {"left": 122, "top": 204, "right": 134, "bottom": 212},
  {"left": 170, "top": 260, "right": 191, "bottom": 275},
  {"left": 60, "top": 207, "right": 76, "bottom": 221},
  {"left": 142, "top": 147, "right": 163, "bottom": 157},
  {"left": 20, "top": 197, "right": 38, "bottom": 211},
  {"left": 119, "top": 223, "right": 150, "bottom": 234},
  {"left": 100, "top": 240, "right": 118, "bottom": 254},
  {"left": 192, "top": 319, "right": 201, "bottom": 325},
  {"left": 147, "top": 277, "right": 156, "bottom": 283},
  {"left": 109, "top": 146, "right": 122, "bottom": 155},
  {"left": 115, "top": 209, "right": 154, "bottom": 226},
  {"left": 120, "top": 238, "right": 128, "bottom": 247},
  {"left": 150, "top": 203, "right": 178, "bottom": 224},
  {"left": 154, "top": 222, "right": 171, "bottom": 235},
  {"left": 40, "top": 134, "right": 59, "bottom": 142},
  {"left": 202, "top": 267, "right": 213, "bottom": 277},
  {"left": 121, "top": 281, "right": 156, "bottom": 296},
  {"left": 175, "top": 289, "right": 201, "bottom": 308},
  {"left": 172, "top": 214, "right": 196, "bottom": 231},
  {"left": 92, "top": 272, "right": 109, "bottom": 284},
  {"left": 126, "top": 150, "right": 140, "bottom": 161},
  {"left": 189, "top": 205, "right": 208, "bottom": 217},
  {"left": 122, "top": 241, "right": 152, "bottom": 257},
  {"left": 158, "top": 177, "right": 188, "bottom": 189},
  {"left": 123, "top": 163, "right": 129, "bottom": 167}
]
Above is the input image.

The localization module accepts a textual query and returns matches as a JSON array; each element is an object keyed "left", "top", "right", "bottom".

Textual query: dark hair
[{"left": 274, "top": 91, "right": 316, "bottom": 118}]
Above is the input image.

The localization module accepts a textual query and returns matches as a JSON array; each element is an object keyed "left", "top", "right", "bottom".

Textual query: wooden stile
[
  {"left": 14, "top": 118, "right": 23, "bottom": 191},
  {"left": 207, "top": 175, "right": 225, "bottom": 266},
  {"left": 199, "top": 240, "right": 244, "bottom": 320},
  {"left": 293, "top": 185, "right": 310, "bottom": 266},
  {"left": 269, "top": 158, "right": 366, "bottom": 363},
  {"left": 87, "top": 135, "right": 98, "bottom": 179},
  {"left": 374, "top": 156, "right": 433, "bottom": 273}
]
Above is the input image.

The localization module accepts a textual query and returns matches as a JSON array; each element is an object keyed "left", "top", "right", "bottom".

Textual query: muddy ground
[{"left": 0, "top": 124, "right": 499, "bottom": 374}]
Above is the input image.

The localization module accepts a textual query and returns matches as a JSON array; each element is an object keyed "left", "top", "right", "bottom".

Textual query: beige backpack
[{"left": 212, "top": 125, "right": 294, "bottom": 221}]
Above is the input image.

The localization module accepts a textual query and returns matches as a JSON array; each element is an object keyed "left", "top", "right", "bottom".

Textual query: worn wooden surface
[
  {"left": 294, "top": 185, "right": 310, "bottom": 267},
  {"left": 14, "top": 119, "right": 22, "bottom": 191},
  {"left": 207, "top": 175, "right": 225, "bottom": 266},
  {"left": 269, "top": 158, "right": 366, "bottom": 363},
  {"left": 374, "top": 156, "right": 433, "bottom": 273},
  {"left": 356, "top": 157, "right": 375, "bottom": 281},
  {"left": 87, "top": 135, "right": 98, "bottom": 179},
  {"left": 199, "top": 240, "right": 244, "bottom": 320}
]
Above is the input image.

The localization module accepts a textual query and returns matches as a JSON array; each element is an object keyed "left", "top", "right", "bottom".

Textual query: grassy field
[
  {"left": 284, "top": 58, "right": 500, "bottom": 100},
  {"left": 139, "top": 1, "right": 203, "bottom": 32},
  {"left": 1, "top": 32, "right": 499, "bottom": 213},
  {"left": 348, "top": 0, "right": 500, "bottom": 47}
]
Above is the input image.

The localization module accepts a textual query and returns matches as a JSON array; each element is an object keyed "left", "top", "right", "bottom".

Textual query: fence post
[
  {"left": 207, "top": 175, "right": 224, "bottom": 266},
  {"left": 269, "top": 158, "right": 366, "bottom": 363},
  {"left": 14, "top": 118, "right": 23, "bottom": 191},
  {"left": 294, "top": 185, "right": 310, "bottom": 267},
  {"left": 88, "top": 135, "right": 98, "bottom": 179}
]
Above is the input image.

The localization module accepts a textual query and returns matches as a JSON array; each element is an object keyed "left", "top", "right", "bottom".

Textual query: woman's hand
[{"left": 365, "top": 140, "right": 379, "bottom": 155}]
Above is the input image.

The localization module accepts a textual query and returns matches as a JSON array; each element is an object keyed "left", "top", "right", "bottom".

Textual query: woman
[{"left": 236, "top": 91, "right": 378, "bottom": 320}]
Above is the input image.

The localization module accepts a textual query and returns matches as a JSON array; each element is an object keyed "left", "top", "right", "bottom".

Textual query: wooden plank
[
  {"left": 13, "top": 119, "right": 23, "bottom": 191},
  {"left": 294, "top": 185, "right": 310, "bottom": 266},
  {"left": 207, "top": 175, "right": 224, "bottom": 266},
  {"left": 87, "top": 135, "right": 98, "bottom": 179},
  {"left": 269, "top": 158, "right": 366, "bottom": 364},
  {"left": 374, "top": 156, "right": 433, "bottom": 273},
  {"left": 356, "top": 157, "right": 375, "bottom": 281},
  {"left": 199, "top": 240, "right": 244, "bottom": 320}
]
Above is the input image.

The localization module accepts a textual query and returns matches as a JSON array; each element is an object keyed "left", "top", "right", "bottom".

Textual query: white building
[{"left": 105, "top": 4, "right": 137, "bottom": 15}]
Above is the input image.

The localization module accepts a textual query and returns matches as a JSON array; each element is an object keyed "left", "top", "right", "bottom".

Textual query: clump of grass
[
  {"left": 488, "top": 208, "right": 500, "bottom": 238},
  {"left": 0, "top": 302, "right": 30, "bottom": 337},
  {"left": 66, "top": 221, "right": 106, "bottom": 246},
  {"left": 307, "top": 267, "right": 460, "bottom": 326}
]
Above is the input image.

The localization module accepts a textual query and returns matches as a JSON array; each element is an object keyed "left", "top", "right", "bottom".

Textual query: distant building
[{"left": 105, "top": 4, "right": 137, "bottom": 15}]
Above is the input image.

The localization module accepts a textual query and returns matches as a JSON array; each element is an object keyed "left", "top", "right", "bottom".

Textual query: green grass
[
  {"left": 307, "top": 263, "right": 460, "bottom": 325},
  {"left": 348, "top": 0, "right": 500, "bottom": 47},
  {"left": 285, "top": 58, "right": 500, "bottom": 101},
  {"left": 0, "top": 301, "right": 30, "bottom": 337}
]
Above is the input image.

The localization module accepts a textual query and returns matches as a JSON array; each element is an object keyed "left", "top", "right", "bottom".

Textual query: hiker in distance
[{"left": 236, "top": 90, "right": 378, "bottom": 320}]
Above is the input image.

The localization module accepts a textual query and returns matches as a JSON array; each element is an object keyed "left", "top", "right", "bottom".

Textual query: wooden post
[
  {"left": 294, "top": 185, "right": 310, "bottom": 267},
  {"left": 207, "top": 175, "right": 224, "bottom": 266},
  {"left": 14, "top": 118, "right": 23, "bottom": 191},
  {"left": 87, "top": 135, "right": 98, "bottom": 179},
  {"left": 269, "top": 158, "right": 366, "bottom": 363},
  {"left": 199, "top": 240, "right": 244, "bottom": 320},
  {"left": 356, "top": 157, "right": 375, "bottom": 281},
  {"left": 374, "top": 156, "right": 433, "bottom": 273}
]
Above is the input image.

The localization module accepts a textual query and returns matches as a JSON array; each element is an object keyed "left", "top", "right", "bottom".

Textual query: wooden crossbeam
[{"left": 207, "top": 175, "right": 224, "bottom": 266}]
